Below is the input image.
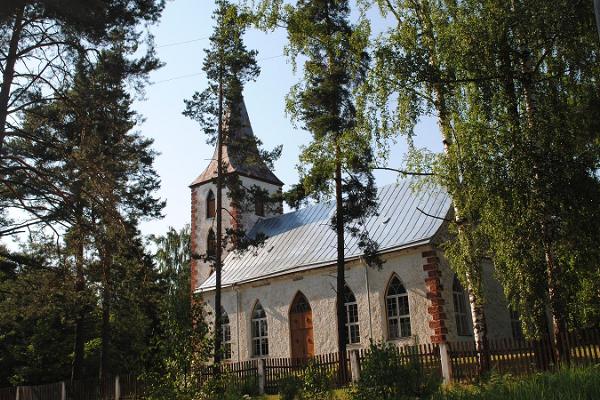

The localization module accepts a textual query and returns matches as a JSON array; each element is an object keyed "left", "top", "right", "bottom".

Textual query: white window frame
[
  {"left": 344, "top": 285, "right": 360, "bottom": 344},
  {"left": 251, "top": 302, "right": 268, "bottom": 357},
  {"left": 221, "top": 307, "right": 232, "bottom": 360},
  {"left": 386, "top": 276, "right": 411, "bottom": 339},
  {"left": 453, "top": 276, "right": 472, "bottom": 336}
]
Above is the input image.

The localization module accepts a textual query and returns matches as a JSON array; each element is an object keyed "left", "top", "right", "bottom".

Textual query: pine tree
[
  {"left": 262, "top": 0, "right": 380, "bottom": 380},
  {"left": 183, "top": 0, "right": 280, "bottom": 365}
]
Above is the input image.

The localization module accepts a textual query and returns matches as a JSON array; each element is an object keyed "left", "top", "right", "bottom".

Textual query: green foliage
[
  {"left": 432, "top": 366, "right": 600, "bottom": 400},
  {"left": 278, "top": 375, "right": 304, "bottom": 400},
  {"left": 349, "top": 341, "right": 440, "bottom": 400},
  {"left": 301, "top": 361, "right": 335, "bottom": 400},
  {"left": 195, "top": 373, "right": 257, "bottom": 400}
]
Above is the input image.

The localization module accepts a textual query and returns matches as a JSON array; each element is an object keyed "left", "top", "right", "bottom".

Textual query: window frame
[
  {"left": 251, "top": 302, "right": 269, "bottom": 357},
  {"left": 343, "top": 285, "right": 360, "bottom": 345},
  {"left": 452, "top": 276, "right": 472, "bottom": 337},
  {"left": 206, "top": 229, "right": 216, "bottom": 259},
  {"left": 221, "top": 307, "right": 232, "bottom": 360},
  {"left": 385, "top": 275, "right": 412, "bottom": 339},
  {"left": 206, "top": 190, "right": 216, "bottom": 219}
]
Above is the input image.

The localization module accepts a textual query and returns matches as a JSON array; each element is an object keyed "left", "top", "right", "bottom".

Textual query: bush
[
  {"left": 301, "top": 360, "right": 335, "bottom": 400},
  {"left": 278, "top": 375, "right": 303, "bottom": 400},
  {"left": 195, "top": 372, "right": 257, "bottom": 400},
  {"left": 349, "top": 341, "right": 440, "bottom": 400}
]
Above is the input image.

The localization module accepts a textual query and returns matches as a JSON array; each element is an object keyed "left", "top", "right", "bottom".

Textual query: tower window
[
  {"left": 255, "top": 196, "right": 265, "bottom": 217},
  {"left": 207, "top": 229, "right": 216, "bottom": 259},
  {"left": 206, "top": 190, "right": 215, "bottom": 219}
]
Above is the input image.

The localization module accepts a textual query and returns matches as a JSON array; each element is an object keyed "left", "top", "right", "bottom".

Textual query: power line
[
  {"left": 156, "top": 36, "right": 210, "bottom": 48},
  {"left": 151, "top": 54, "right": 286, "bottom": 85}
]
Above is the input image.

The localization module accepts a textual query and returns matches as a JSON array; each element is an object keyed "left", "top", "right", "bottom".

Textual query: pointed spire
[{"left": 190, "top": 97, "right": 283, "bottom": 187}]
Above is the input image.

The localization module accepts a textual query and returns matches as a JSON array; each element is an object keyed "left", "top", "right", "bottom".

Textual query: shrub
[
  {"left": 301, "top": 360, "right": 335, "bottom": 400},
  {"left": 195, "top": 372, "right": 257, "bottom": 400},
  {"left": 349, "top": 341, "right": 440, "bottom": 400},
  {"left": 278, "top": 375, "right": 303, "bottom": 400}
]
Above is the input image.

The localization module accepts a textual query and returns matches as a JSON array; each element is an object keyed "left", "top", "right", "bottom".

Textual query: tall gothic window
[
  {"left": 255, "top": 196, "right": 265, "bottom": 217},
  {"left": 221, "top": 307, "right": 232, "bottom": 360},
  {"left": 251, "top": 302, "right": 268, "bottom": 357},
  {"left": 510, "top": 309, "right": 523, "bottom": 340},
  {"left": 206, "top": 190, "right": 215, "bottom": 218},
  {"left": 453, "top": 276, "right": 471, "bottom": 336},
  {"left": 344, "top": 285, "right": 360, "bottom": 344},
  {"left": 206, "top": 229, "right": 216, "bottom": 259},
  {"left": 386, "top": 275, "right": 411, "bottom": 339}
]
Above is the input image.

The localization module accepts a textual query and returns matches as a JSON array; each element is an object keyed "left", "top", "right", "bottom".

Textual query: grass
[
  {"left": 256, "top": 367, "right": 600, "bottom": 399},
  {"left": 433, "top": 366, "right": 600, "bottom": 400}
]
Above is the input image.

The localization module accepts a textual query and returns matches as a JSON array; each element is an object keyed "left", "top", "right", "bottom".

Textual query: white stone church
[{"left": 190, "top": 99, "right": 517, "bottom": 362}]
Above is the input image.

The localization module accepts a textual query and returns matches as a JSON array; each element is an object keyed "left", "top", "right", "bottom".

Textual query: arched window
[
  {"left": 344, "top": 285, "right": 360, "bottom": 344},
  {"left": 221, "top": 307, "right": 232, "bottom": 359},
  {"left": 206, "top": 229, "right": 216, "bottom": 259},
  {"left": 453, "top": 276, "right": 471, "bottom": 336},
  {"left": 510, "top": 308, "right": 523, "bottom": 340},
  {"left": 206, "top": 190, "right": 215, "bottom": 218},
  {"left": 251, "top": 302, "right": 268, "bottom": 357},
  {"left": 386, "top": 275, "right": 411, "bottom": 339},
  {"left": 255, "top": 196, "right": 265, "bottom": 217}
]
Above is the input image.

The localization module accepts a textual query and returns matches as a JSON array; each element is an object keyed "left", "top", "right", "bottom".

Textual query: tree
[
  {"left": 362, "top": 0, "right": 492, "bottom": 371},
  {"left": 10, "top": 47, "right": 164, "bottom": 379},
  {"left": 257, "top": 0, "right": 380, "bottom": 380},
  {"left": 183, "top": 0, "right": 281, "bottom": 365},
  {"left": 0, "top": 0, "right": 164, "bottom": 237}
]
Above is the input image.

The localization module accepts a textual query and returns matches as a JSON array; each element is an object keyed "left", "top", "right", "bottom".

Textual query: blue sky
[{"left": 136, "top": 0, "right": 442, "bottom": 238}]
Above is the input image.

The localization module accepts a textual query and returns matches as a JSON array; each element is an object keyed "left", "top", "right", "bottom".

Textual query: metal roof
[{"left": 198, "top": 179, "right": 451, "bottom": 291}]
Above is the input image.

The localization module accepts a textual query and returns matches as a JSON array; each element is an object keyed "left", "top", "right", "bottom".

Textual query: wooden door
[{"left": 290, "top": 293, "right": 314, "bottom": 359}]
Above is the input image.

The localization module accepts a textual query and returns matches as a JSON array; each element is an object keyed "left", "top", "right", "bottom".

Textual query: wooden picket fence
[
  {"left": 197, "top": 359, "right": 259, "bottom": 394},
  {"left": 357, "top": 342, "right": 442, "bottom": 379},
  {"left": 0, "top": 376, "right": 141, "bottom": 400},
  {"left": 448, "top": 327, "right": 600, "bottom": 383},
  {"left": 264, "top": 352, "right": 350, "bottom": 394}
]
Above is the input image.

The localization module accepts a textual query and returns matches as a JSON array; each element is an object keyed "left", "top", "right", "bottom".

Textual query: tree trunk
[
  {"left": 71, "top": 192, "right": 86, "bottom": 381},
  {"left": 213, "top": 61, "right": 224, "bottom": 366},
  {"left": 432, "top": 77, "right": 491, "bottom": 372},
  {"left": 0, "top": 5, "right": 24, "bottom": 159},
  {"left": 334, "top": 142, "right": 348, "bottom": 383},
  {"left": 99, "top": 250, "right": 111, "bottom": 380}
]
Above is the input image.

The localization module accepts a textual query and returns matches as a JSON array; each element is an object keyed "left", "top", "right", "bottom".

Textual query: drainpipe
[
  {"left": 234, "top": 284, "right": 241, "bottom": 362},
  {"left": 363, "top": 260, "right": 373, "bottom": 339}
]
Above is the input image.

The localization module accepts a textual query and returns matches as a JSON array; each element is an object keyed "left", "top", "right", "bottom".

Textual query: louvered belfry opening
[{"left": 289, "top": 292, "right": 314, "bottom": 359}]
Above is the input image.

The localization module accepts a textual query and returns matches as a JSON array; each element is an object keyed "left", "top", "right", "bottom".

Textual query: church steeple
[
  {"left": 189, "top": 96, "right": 283, "bottom": 291},
  {"left": 190, "top": 97, "right": 283, "bottom": 187}
]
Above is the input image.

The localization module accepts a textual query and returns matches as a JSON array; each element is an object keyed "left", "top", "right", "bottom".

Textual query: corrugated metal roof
[{"left": 198, "top": 178, "right": 451, "bottom": 291}]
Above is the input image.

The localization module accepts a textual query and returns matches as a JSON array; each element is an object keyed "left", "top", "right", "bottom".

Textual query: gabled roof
[
  {"left": 197, "top": 179, "right": 451, "bottom": 291},
  {"left": 190, "top": 98, "right": 284, "bottom": 187}
]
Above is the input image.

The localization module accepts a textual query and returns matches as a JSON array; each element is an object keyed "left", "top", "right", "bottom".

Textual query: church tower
[{"left": 190, "top": 98, "right": 284, "bottom": 292}]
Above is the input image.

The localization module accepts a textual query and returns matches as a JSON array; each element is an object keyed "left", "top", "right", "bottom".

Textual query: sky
[{"left": 135, "top": 0, "right": 443, "bottom": 238}]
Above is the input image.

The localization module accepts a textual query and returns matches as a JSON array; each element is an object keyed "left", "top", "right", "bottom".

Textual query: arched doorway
[{"left": 289, "top": 292, "right": 314, "bottom": 359}]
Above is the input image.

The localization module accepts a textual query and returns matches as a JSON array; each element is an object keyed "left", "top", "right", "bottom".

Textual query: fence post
[
  {"left": 115, "top": 375, "right": 120, "bottom": 400},
  {"left": 61, "top": 381, "right": 66, "bottom": 400},
  {"left": 257, "top": 359, "right": 266, "bottom": 395},
  {"left": 349, "top": 350, "right": 361, "bottom": 382},
  {"left": 15, "top": 386, "right": 19, "bottom": 400},
  {"left": 439, "top": 342, "right": 453, "bottom": 384}
]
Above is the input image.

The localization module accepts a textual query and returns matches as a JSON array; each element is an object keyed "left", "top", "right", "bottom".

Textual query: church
[{"left": 190, "top": 99, "right": 516, "bottom": 363}]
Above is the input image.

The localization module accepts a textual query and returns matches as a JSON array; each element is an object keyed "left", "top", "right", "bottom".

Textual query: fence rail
[
  {"left": 448, "top": 327, "right": 600, "bottom": 382},
  {"left": 0, "top": 376, "right": 140, "bottom": 400},
  {"left": 264, "top": 352, "right": 350, "bottom": 394}
]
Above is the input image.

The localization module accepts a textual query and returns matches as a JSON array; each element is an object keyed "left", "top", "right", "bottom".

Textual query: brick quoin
[
  {"left": 190, "top": 187, "right": 199, "bottom": 294},
  {"left": 423, "top": 249, "right": 448, "bottom": 343}
]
